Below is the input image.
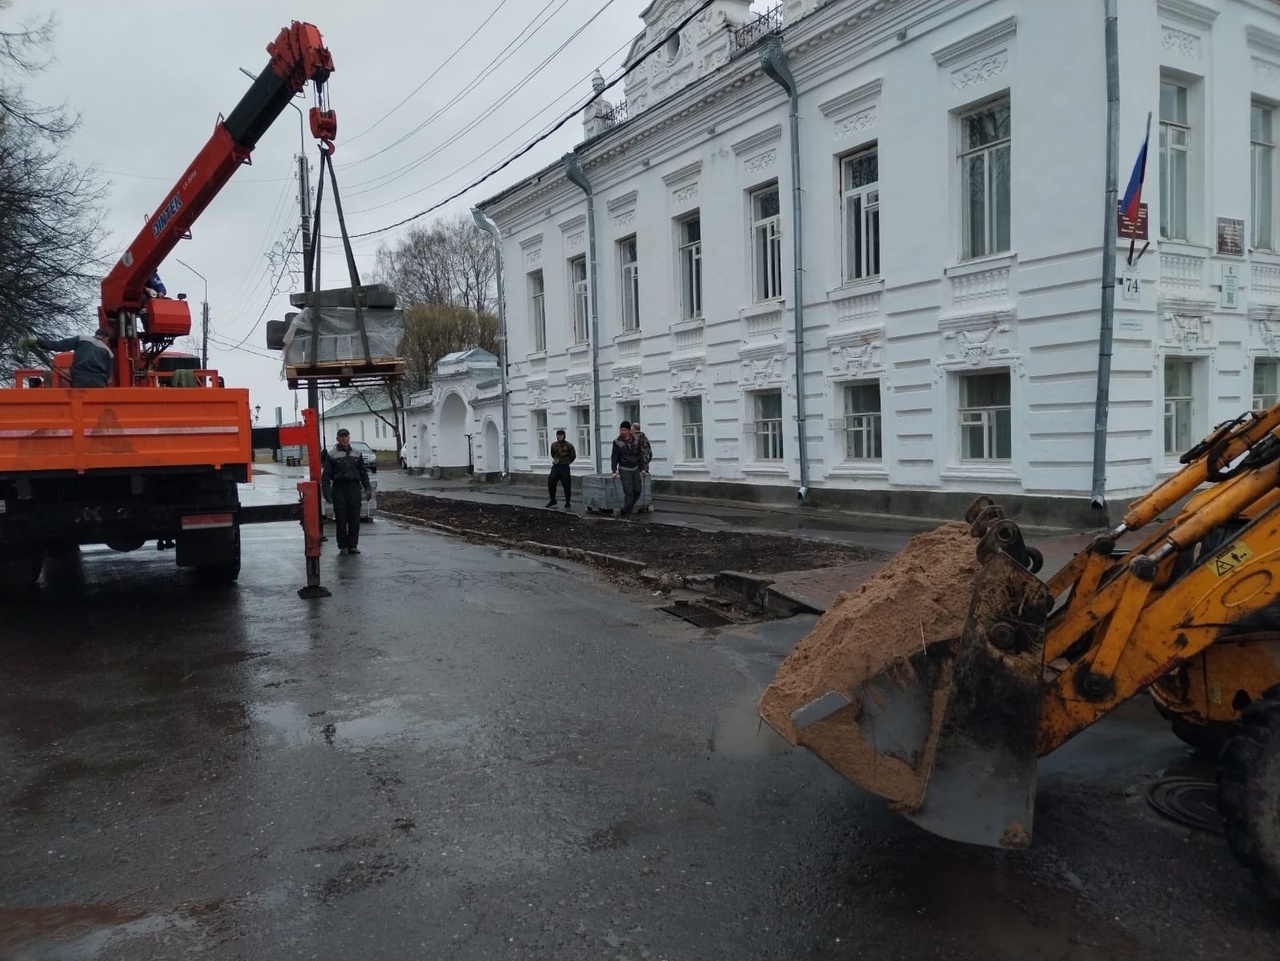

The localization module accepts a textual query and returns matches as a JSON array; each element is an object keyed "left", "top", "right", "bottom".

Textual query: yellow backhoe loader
[{"left": 760, "top": 404, "right": 1280, "bottom": 898}]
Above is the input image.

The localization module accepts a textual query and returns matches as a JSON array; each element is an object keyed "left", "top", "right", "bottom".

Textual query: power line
[
  {"left": 328, "top": 0, "right": 719, "bottom": 242},
  {"left": 342, "top": 0, "right": 567, "bottom": 170},
  {"left": 344, "top": 0, "right": 518, "bottom": 145},
  {"left": 343, "top": 39, "right": 634, "bottom": 218},
  {"left": 342, "top": 0, "right": 625, "bottom": 206}
]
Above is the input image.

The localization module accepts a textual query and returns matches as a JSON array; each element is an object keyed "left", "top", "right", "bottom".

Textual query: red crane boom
[{"left": 98, "top": 21, "right": 336, "bottom": 387}]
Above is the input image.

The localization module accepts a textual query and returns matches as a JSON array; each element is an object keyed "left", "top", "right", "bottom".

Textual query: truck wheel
[
  {"left": 0, "top": 552, "right": 42, "bottom": 590},
  {"left": 1218, "top": 685, "right": 1280, "bottom": 900},
  {"left": 192, "top": 524, "right": 240, "bottom": 585}
]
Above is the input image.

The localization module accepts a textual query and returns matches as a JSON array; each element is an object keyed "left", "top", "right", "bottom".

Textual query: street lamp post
[{"left": 175, "top": 258, "right": 208, "bottom": 368}]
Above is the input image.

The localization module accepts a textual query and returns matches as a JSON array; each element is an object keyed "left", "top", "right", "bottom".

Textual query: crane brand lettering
[{"left": 151, "top": 195, "right": 183, "bottom": 237}]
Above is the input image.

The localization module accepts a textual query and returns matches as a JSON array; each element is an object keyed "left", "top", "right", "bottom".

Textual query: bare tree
[
  {"left": 372, "top": 213, "right": 495, "bottom": 314},
  {"left": 0, "top": 5, "right": 108, "bottom": 360},
  {"left": 399, "top": 303, "right": 498, "bottom": 393}
]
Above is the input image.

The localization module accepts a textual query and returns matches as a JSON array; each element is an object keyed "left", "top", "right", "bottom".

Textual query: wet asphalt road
[{"left": 2, "top": 506, "right": 1279, "bottom": 959}]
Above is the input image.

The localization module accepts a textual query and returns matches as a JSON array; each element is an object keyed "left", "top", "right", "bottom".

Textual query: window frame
[
  {"left": 842, "top": 380, "right": 883, "bottom": 462},
  {"left": 528, "top": 269, "right": 546, "bottom": 352},
  {"left": 569, "top": 255, "right": 589, "bottom": 344},
  {"left": 1253, "top": 100, "right": 1275, "bottom": 252},
  {"left": 572, "top": 405, "right": 592, "bottom": 459},
  {"left": 840, "top": 145, "right": 881, "bottom": 283},
  {"left": 1254, "top": 358, "right": 1278, "bottom": 411},
  {"left": 619, "top": 236, "right": 640, "bottom": 332},
  {"left": 1160, "top": 80, "right": 1191, "bottom": 242},
  {"left": 958, "top": 97, "right": 1012, "bottom": 261},
  {"left": 678, "top": 214, "right": 703, "bottom": 321},
  {"left": 679, "top": 395, "right": 704, "bottom": 462},
  {"left": 751, "top": 389, "right": 784, "bottom": 461},
  {"left": 957, "top": 370, "right": 1013, "bottom": 462},
  {"left": 1163, "top": 357, "right": 1197, "bottom": 458},
  {"left": 750, "top": 184, "right": 783, "bottom": 303},
  {"left": 533, "top": 409, "right": 549, "bottom": 459}
]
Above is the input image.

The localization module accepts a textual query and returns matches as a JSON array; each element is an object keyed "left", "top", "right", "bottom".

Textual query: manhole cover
[
  {"left": 1145, "top": 777, "right": 1224, "bottom": 834},
  {"left": 659, "top": 603, "right": 732, "bottom": 629}
]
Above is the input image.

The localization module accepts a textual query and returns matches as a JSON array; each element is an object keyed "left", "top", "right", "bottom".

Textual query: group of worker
[
  {"left": 16, "top": 274, "right": 167, "bottom": 388},
  {"left": 547, "top": 420, "right": 651, "bottom": 517}
]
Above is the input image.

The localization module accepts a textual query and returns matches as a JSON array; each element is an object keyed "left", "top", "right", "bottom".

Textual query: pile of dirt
[
  {"left": 377, "top": 491, "right": 886, "bottom": 576},
  {"left": 757, "top": 522, "right": 983, "bottom": 807}
]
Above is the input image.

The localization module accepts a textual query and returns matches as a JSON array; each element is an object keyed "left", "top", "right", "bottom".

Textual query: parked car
[{"left": 349, "top": 440, "right": 378, "bottom": 472}]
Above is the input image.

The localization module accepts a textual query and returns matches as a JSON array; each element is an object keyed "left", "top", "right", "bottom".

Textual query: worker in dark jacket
[
  {"left": 609, "top": 421, "right": 648, "bottom": 518},
  {"left": 546, "top": 429, "right": 576, "bottom": 508},
  {"left": 19, "top": 328, "right": 114, "bottom": 388},
  {"left": 321, "top": 428, "right": 372, "bottom": 554}
]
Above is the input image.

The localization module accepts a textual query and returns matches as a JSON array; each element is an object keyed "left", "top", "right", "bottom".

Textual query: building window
[
  {"left": 1255, "top": 359, "right": 1279, "bottom": 410},
  {"left": 1164, "top": 358, "right": 1196, "bottom": 456},
  {"left": 680, "top": 396, "right": 704, "bottom": 461},
  {"left": 751, "top": 184, "right": 783, "bottom": 302},
  {"left": 679, "top": 215, "right": 703, "bottom": 320},
  {"left": 619, "top": 236, "right": 640, "bottom": 332},
  {"left": 959, "top": 370, "right": 1012, "bottom": 461},
  {"left": 1160, "top": 81, "right": 1190, "bottom": 242},
  {"left": 572, "top": 406, "right": 592, "bottom": 459},
  {"left": 618, "top": 401, "right": 640, "bottom": 428},
  {"left": 959, "top": 98, "right": 1011, "bottom": 260},
  {"left": 843, "top": 381, "right": 883, "bottom": 461},
  {"left": 529, "top": 270, "right": 546, "bottom": 352},
  {"left": 752, "top": 390, "right": 784, "bottom": 461},
  {"left": 533, "top": 409, "right": 549, "bottom": 459},
  {"left": 570, "top": 256, "right": 589, "bottom": 344},
  {"left": 841, "top": 146, "right": 880, "bottom": 282},
  {"left": 1253, "top": 101, "right": 1275, "bottom": 251}
]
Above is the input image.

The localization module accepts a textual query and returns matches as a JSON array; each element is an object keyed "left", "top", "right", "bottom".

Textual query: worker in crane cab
[
  {"left": 321, "top": 427, "right": 372, "bottom": 555},
  {"left": 144, "top": 272, "right": 167, "bottom": 299},
  {"left": 18, "top": 327, "right": 114, "bottom": 388}
]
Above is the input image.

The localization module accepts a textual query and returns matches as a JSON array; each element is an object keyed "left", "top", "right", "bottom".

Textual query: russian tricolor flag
[{"left": 1119, "top": 112, "right": 1153, "bottom": 221}]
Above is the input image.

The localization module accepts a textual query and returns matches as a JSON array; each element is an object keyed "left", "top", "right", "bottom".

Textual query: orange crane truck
[{"left": 0, "top": 22, "right": 336, "bottom": 592}]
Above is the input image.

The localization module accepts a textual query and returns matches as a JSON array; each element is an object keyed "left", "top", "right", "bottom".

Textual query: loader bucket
[{"left": 758, "top": 517, "right": 1055, "bottom": 849}]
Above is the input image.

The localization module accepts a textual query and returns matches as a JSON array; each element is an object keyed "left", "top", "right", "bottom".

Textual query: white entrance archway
[
  {"left": 483, "top": 419, "right": 501, "bottom": 474},
  {"left": 437, "top": 392, "right": 469, "bottom": 471}
]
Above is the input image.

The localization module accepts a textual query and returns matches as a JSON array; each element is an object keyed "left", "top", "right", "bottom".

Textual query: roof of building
[{"left": 323, "top": 389, "right": 393, "bottom": 419}]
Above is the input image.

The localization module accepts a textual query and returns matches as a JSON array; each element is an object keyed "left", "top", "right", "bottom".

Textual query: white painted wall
[{"left": 479, "top": 0, "right": 1280, "bottom": 503}]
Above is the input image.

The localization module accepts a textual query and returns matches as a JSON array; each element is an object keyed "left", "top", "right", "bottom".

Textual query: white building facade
[{"left": 477, "top": 0, "right": 1280, "bottom": 523}]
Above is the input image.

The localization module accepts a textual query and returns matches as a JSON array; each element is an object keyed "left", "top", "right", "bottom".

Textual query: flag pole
[{"left": 1091, "top": 0, "right": 1121, "bottom": 511}]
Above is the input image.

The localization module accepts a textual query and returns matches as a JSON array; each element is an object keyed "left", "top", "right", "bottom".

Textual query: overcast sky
[{"left": 7, "top": 0, "right": 767, "bottom": 423}]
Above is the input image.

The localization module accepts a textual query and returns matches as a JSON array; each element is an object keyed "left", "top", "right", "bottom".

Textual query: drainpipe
[
  {"left": 471, "top": 206, "right": 511, "bottom": 480},
  {"left": 1091, "top": 0, "right": 1120, "bottom": 512},
  {"left": 563, "top": 152, "right": 604, "bottom": 475},
  {"left": 761, "top": 37, "right": 810, "bottom": 501}
]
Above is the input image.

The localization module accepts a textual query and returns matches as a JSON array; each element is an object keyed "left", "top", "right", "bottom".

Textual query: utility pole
[
  {"left": 175, "top": 258, "right": 208, "bottom": 368},
  {"left": 297, "top": 151, "right": 319, "bottom": 417}
]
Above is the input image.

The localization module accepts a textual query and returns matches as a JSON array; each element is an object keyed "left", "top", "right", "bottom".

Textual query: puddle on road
[
  {"left": 707, "top": 689, "right": 790, "bottom": 757},
  {"left": 0, "top": 904, "right": 203, "bottom": 960},
  {"left": 251, "top": 698, "right": 486, "bottom": 753},
  {"left": 825, "top": 859, "right": 1143, "bottom": 960}
]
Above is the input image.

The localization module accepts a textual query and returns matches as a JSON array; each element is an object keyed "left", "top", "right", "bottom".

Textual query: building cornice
[
  {"left": 932, "top": 15, "right": 1017, "bottom": 67},
  {"left": 661, "top": 159, "right": 703, "bottom": 185},
  {"left": 819, "top": 78, "right": 883, "bottom": 118},
  {"left": 731, "top": 123, "right": 783, "bottom": 156},
  {"left": 1247, "top": 25, "right": 1280, "bottom": 58},
  {"left": 1156, "top": 0, "right": 1220, "bottom": 30}
]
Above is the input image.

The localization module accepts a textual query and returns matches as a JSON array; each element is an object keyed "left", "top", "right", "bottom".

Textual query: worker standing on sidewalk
[
  {"left": 610, "top": 421, "right": 648, "bottom": 518},
  {"left": 322, "top": 428, "right": 372, "bottom": 554},
  {"left": 547, "top": 429, "right": 576, "bottom": 508}
]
